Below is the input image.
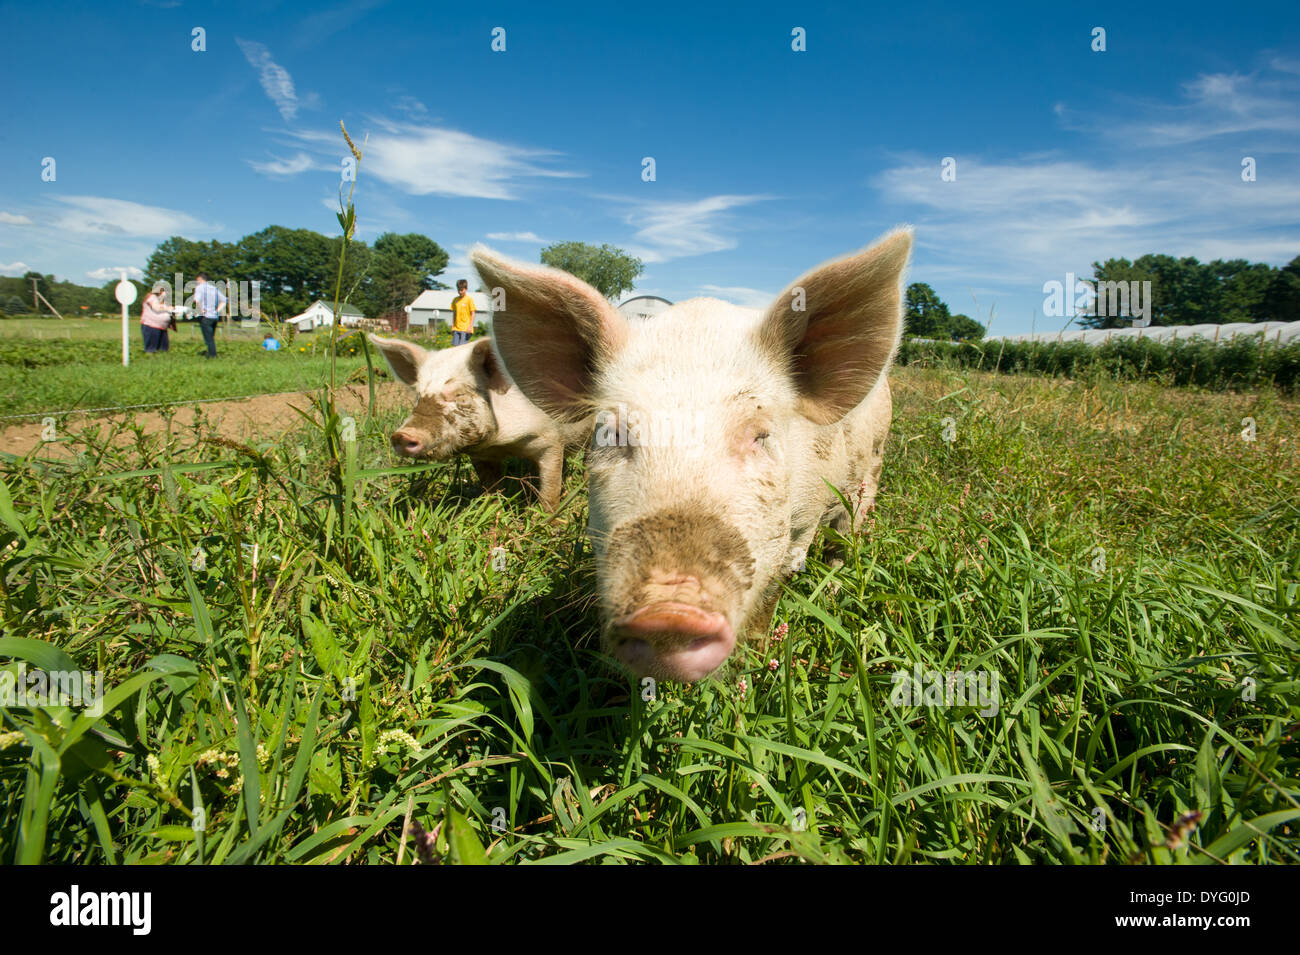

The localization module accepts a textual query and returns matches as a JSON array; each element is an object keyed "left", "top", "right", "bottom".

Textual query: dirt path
[{"left": 0, "top": 383, "right": 410, "bottom": 457}]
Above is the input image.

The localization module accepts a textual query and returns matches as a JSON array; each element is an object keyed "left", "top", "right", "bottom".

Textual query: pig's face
[
  {"left": 473, "top": 230, "right": 911, "bottom": 681},
  {"left": 582, "top": 303, "right": 802, "bottom": 680},
  {"left": 368, "top": 335, "right": 509, "bottom": 459}
]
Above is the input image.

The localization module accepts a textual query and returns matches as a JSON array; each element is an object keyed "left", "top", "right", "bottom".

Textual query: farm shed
[
  {"left": 616, "top": 294, "right": 673, "bottom": 320},
  {"left": 288, "top": 300, "right": 365, "bottom": 332},
  {"left": 405, "top": 290, "right": 494, "bottom": 331},
  {"left": 991, "top": 320, "right": 1300, "bottom": 346}
]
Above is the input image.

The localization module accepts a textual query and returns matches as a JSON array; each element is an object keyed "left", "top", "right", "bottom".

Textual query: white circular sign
[{"left": 114, "top": 280, "right": 137, "bottom": 306}]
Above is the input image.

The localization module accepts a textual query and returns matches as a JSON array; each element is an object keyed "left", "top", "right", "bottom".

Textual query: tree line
[
  {"left": 904, "top": 283, "right": 987, "bottom": 341},
  {"left": 143, "top": 234, "right": 647, "bottom": 317},
  {"left": 0, "top": 228, "right": 452, "bottom": 321},
  {"left": 901, "top": 250, "right": 1300, "bottom": 340},
  {"left": 0, "top": 272, "right": 122, "bottom": 317},
  {"left": 1081, "top": 253, "right": 1300, "bottom": 329},
  {"left": 6, "top": 239, "right": 1297, "bottom": 334},
  {"left": 144, "top": 227, "right": 450, "bottom": 320},
  {"left": 0, "top": 236, "right": 643, "bottom": 321}
]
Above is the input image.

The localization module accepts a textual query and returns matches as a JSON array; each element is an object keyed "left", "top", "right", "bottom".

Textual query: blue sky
[{"left": 1, "top": 0, "right": 1297, "bottom": 333}]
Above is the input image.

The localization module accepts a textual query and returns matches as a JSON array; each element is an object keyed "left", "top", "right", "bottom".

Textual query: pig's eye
[{"left": 745, "top": 431, "right": 773, "bottom": 457}]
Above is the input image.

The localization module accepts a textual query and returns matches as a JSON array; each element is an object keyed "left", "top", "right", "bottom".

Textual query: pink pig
[
  {"left": 369, "top": 334, "right": 590, "bottom": 511},
  {"left": 470, "top": 229, "right": 912, "bottom": 680}
]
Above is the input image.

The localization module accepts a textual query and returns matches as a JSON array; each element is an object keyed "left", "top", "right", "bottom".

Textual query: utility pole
[{"left": 31, "top": 278, "right": 64, "bottom": 319}]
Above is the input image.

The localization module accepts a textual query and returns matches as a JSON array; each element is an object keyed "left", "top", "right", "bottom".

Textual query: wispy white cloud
[
  {"left": 0, "top": 212, "right": 32, "bottom": 226},
  {"left": 0, "top": 261, "right": 29, "bottom": 275},
  {"left": 86, "top": 265, "right": 145, "bottom": 281},
  {"left": 444, "top": 244, "right": 482, "bottom": 282},
  {"left": 48, "top": 196, "right": 209, "bottom": 238},
  {"left": 286, "top": 121, "right": 583, "bottom": 199},
  {"left": 485, "top": 231, "right": 546, "bottom": 243},
  {"left": 236, "top": 39, "right": 301, "bottom": 121},
  {"left": 247, "top": 152, "right": 321, "bottom": 177},
  {"left": 874, "top": 154, "right": 1300, "bottom": 312},
  {"left": 293, "top": 0, "right": 388, "bottom": 49},
  {"left": 1060, "top": 60, "right": 1300, "bottom": 146},
  {"left": 887, "top": 58, "right": 1300, "bottom": 320},
  {"left": 392, "top": 95, "right": 427, "bottom": 118},
  {"left": 696, "top": 283, "right": 775, "bottom": 309},
  {"left": 614, "top": 194, "right": 770, "bottom": 264}
]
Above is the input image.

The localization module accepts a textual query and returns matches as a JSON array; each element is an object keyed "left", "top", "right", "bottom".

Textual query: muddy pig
[
  {"left": 368, "top": 334, "right": 591, "bottom": 511},
  {"left": 470, "top": 228, "right": 911, "bottom": 680}
]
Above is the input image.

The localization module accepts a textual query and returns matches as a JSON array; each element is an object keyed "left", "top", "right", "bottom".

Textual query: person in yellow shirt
[{"left": 451, "top": 279, "right": 475, "bottom": 345}]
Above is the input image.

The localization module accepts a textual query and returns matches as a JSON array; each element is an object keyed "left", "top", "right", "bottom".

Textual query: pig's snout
[
  {"left": 611, "top": 601, "right": 736, "bottom": 682},
  {"left": 601, "top": 512, "right": 756, "bottom": 681},
  {"left": 390, "top": 427, "right": 428, "bottom": 457}
]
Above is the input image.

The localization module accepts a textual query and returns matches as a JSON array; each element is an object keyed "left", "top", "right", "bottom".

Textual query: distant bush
[{"left": 896, "top": 334, "right": 1300, "bottom": 393}]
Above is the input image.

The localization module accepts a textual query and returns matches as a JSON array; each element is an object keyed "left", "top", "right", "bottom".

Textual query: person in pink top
[{"left": 141, "top": 283, "right": 172, "bottom": 353}]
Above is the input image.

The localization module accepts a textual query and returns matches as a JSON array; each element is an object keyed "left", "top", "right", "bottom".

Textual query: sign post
[{"left": 115, "top": 273, "right": 137, "bottom": 367}]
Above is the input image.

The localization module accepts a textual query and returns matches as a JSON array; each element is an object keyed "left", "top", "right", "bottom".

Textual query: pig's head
[
  {"left": 472, "top": 230, "right": 911, "bottom": 681},
  {"left": 368, "top": 335, "right": 511, "bottom": 459}
]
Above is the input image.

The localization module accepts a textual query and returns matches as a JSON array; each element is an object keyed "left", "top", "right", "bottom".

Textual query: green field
[
  {"left": 0, "top": 316, "right": 283, "bottom": 343},
  {"left": 0, "top": 317, "right": 445, "bottom": 418},
  {"left": 0, "top": 360, "right": 1296, "bottom": 864}
]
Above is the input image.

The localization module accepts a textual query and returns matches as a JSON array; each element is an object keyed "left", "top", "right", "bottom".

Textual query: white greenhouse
[{"left": 989, "top": 321, "right": 1300, "bottom": 347}]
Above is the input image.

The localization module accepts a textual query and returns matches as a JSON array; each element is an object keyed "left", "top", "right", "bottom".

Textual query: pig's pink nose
[
  {"left": 610, "top": 602, "right": 735, "bottom": 682},
  {"left": 391, "top": 429, "right": 424, "bottom": 456}
]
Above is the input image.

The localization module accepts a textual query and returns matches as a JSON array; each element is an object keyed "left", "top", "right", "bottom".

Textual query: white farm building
[
  {"left": 617, "top": 295, "right": 673, "bottom": 320},
  {"left": 289, "top": 300, "right": 365, "bottom": 332},
  {"left": 399, "top": 290, "right": 672, "bottom": 332},
  {"left": 405, "top": 290, "right": 494, "bottom": 331}
]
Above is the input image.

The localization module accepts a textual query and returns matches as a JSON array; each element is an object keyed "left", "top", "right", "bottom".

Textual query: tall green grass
[
  {"left": 0, "top": 317, "right": 447, "bottom": 420},
  {"left": 1, "top": 364, "right": 1295, "bottom": 864},
  {"left": 0, "top": 350, "right": 373, "bottom": 420}
]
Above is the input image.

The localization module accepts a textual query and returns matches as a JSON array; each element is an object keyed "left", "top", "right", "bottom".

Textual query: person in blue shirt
[
  {"left": 193, "top": 273, "right": 227, "bottom": 358},
  {"left": 262, "top": 334, "right": 281, "bottom": 351}
]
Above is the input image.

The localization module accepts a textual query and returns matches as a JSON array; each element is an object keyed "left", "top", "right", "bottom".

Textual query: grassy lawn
[
  {"left": 0, "top": 316, "right": 445, "bottom": 418},
  {"left": 1, "top": 316, "right": 280, "bottom": 342},
  {"left": 0, "top": 361, "right": 1296, "bottom": 864}
]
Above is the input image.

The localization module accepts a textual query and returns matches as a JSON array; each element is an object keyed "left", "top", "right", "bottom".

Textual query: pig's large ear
[
  {"left": 759, "top": 229, "right": 912, "bottom": 426},
  {"left": 471, "top": 244, "right": 627, "bottom": 420},
  {"left": 469, "top": 337, "right": 511, "bottom": 395},
  {"left": 368, "top": 334, "right": 427, "bottom": 387}
]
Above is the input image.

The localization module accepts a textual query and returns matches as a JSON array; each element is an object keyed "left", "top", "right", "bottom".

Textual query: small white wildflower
[
  {"left": 147, "top": 753, "right": 172, "bottom": 795},
  {"left": 197, "top": 749, "right": 241, "bottom": 782},
  {"left": 378, "top": 729, "right": 421, "bottom": 753}
]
